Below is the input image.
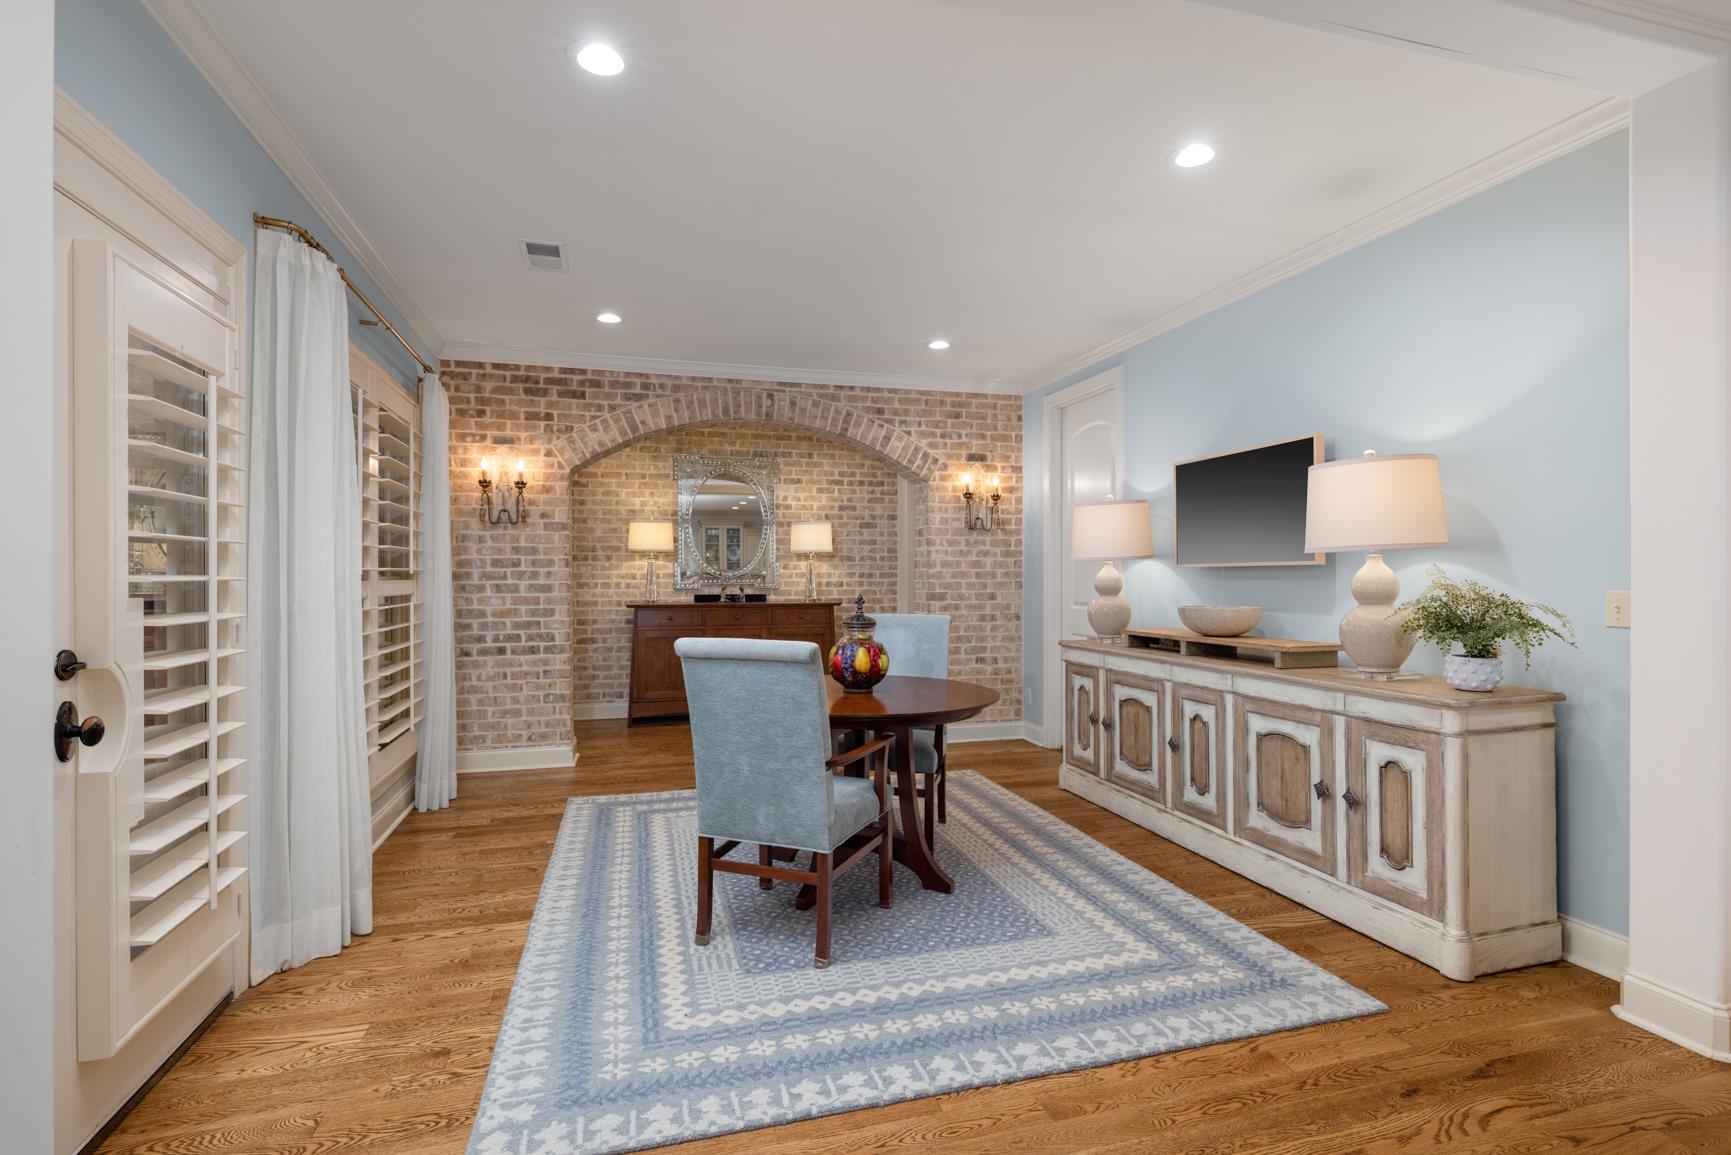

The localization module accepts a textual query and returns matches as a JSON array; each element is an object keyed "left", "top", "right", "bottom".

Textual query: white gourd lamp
[
  {"left": 790, "top": 521, "right": 834, "bottom": 601},
  {"left": 1071, "top": 499, "right": 1154, "bottom": 643},
  {"left": 627, "top": 520, "right": 675, "bottom": 601},
  {"left": 1303, "top": 451, "right": 1449, "bottom": 679}
]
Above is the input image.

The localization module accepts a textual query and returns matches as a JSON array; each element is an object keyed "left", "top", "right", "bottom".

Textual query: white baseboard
[
  {"left": 947, "top": 720, "right": 1041, "bottom": 744},
  {"left": 1560, "top": 916, "right": 1629, "bottom": 980},
  {"left": 1615, "top": 969, "right": 1731, "bottom": 1062},
  {"left": 457, "top": 743, "right": 579, "bottom": 774},
  {"left": 572, "top": 702, "right": 630, "bottom": 721},
  {"left": 372, "top": 797, "right": 412, "bottom": 850}
]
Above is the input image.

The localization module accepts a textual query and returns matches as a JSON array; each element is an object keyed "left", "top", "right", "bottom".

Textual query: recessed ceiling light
[
  {"left": 1173, "top": 142, "right": 1216, "bottom": 169},
  {"left": 927, "top": 339, "right": 951, "bottom": 350},
  {"left": 596, "top": 311, "right": 623, "bottom": 324},
  {"left": 571, "top": 41, "right": 625, "bottom": 76}
]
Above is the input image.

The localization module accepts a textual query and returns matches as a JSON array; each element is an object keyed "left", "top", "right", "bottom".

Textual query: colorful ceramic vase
[{"left": 828, "top": 594, "right": 889, "bottom": 693}]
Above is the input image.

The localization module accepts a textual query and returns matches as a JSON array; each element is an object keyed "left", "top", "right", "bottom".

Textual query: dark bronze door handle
[
  {"left": 54, "top": 649, "right": 87, "bottom": 681},
  {"left": 55, "top": 701, "right": 105, "bottom": 763}
]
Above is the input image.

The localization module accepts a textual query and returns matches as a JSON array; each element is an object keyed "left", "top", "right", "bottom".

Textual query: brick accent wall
[
  {"left": 571, "top": 426, "right": 902, "bottom": 710},
  {"left": 442, "top": 359, "right": 1023, "bottom": 754}
]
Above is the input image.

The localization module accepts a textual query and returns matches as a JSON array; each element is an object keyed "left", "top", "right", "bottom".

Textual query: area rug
[{"left": 469, "top": 771, "right": 1383, "bottom": 1154}]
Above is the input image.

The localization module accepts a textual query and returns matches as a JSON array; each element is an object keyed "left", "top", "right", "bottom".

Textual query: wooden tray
[{"left": 1125, "top": 627, "right": 1342, "bottom": 669}]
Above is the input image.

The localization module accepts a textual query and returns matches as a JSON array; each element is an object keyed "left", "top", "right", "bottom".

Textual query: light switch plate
[{"left": 1605, "top": 590, "right": 1631, "bottom": 629}]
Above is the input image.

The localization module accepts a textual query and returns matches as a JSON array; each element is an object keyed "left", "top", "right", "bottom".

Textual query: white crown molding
[
  {"left": 1564, "top": 0, "right": 1731, "bottom": 43},
  {"left": 1017, "top": 96, "right": 1631, "bottom": 395},
  {"left": 53, "top": 87, "right": 245, "bottom": 267},
  {"left": 438, "top": 343, "right": 1022, "bottom": 396},
  {"left": 139, "top": 0, "right": 443, "bottom": 356}
]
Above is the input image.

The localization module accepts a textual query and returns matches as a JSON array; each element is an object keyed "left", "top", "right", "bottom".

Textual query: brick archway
[{"left": 550, "top": 386, "right": 943, "bottom": 482}]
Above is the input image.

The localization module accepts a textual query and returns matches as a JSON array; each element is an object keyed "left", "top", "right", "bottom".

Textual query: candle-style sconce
[
  {"left": 478, "top": 456, "right": 528, "bottom": 525},
  {"left": 960, "top": 471, "right": 1002, "bottom": 532}
]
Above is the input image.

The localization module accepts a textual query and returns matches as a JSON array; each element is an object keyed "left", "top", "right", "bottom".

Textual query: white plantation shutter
[{"left": 351, "top": 349, "right": 423, "bottom": 833}]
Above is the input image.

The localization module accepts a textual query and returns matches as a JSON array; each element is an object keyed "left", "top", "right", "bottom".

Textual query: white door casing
[{"left": 1041, "top": 367, "right": 1124, "bottom": 747}]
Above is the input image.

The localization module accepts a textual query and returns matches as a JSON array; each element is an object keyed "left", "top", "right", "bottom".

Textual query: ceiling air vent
[{"left": 522, "top": 239, "right": 567, "bottom": 272}]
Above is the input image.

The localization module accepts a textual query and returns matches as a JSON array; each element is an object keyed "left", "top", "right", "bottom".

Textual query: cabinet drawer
[
  {"left": 703, "top": 605, "right": 770, "bottom": 628},
  {"left": 770, "top": 604, "right": 835, "bottom": 628},
  {"left": 635, "top": 605, "right": 703, "bottom": 628}
]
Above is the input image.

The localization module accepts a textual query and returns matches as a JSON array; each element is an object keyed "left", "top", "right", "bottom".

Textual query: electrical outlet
[{"left": 1605, "top": 590, "right": 1631, "bottom": 629}]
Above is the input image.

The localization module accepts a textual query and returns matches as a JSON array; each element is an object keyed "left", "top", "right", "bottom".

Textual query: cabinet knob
[
  {"left": 1101, "top": 716, "right": 1113, "bottom": 731},
  {"left": 1087, "top": 711, "right": 1098, "bottom": 725},
  {"left": 1167, "top": 736, "right": 1180, "bottom": 752},
  {"left": 1312, "top": 780, "right": 1330, "bottom": 800},
  {"left": 1342, "top": 788, "right": 1362, "bottom": 809},
  {"left": 54, "top": 701, "right": 105, "bottom": 763}
]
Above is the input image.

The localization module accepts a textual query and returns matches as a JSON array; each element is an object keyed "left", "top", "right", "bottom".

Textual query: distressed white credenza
[{"left": 1058, "top": 636, "right": 1565, "bottom": 980}]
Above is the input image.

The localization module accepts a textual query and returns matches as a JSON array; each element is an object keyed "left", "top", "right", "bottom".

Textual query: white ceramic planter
[{"left": 1444, "top": 654, "right": 1504, "bottom": 692}]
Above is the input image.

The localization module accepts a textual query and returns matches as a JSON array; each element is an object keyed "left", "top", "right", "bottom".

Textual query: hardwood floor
[{"left": 98, "top": 721, "right": 1729, "bottom": 1154}]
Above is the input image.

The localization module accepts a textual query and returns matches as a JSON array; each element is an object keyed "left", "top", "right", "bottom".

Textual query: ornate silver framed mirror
[{"left": 673, "top": 454, "right": 780, "bottom": 589}]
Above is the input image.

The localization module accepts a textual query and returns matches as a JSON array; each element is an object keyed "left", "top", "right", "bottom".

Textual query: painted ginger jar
[{"left": 829, "top": 594, "right": 889, "bottom": 693}]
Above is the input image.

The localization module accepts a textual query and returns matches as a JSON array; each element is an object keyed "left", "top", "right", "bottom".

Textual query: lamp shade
[
  {"left": 1072, "top": 500, "right": 1154, "bottom": 560},
  {"left": 1304, "top": 452, "right": 1448, "bottom": 553},
  {"left": 790, "top": 521, "right": 834, "bottom": 555},
  {"left": 626, "top": 520, "right": 675, "bottom": 553}
]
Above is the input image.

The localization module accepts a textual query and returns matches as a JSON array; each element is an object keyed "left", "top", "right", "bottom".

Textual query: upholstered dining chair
[
  {"left": 676, "top": 636, "right": 894, "bottom": 969},
  {"left": 869, "top": 613, "right": 951, "bottom": 845}
]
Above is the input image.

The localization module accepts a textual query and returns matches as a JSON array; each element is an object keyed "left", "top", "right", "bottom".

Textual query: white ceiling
[{"left": 181, "top": 0, "right": 1606, "bottom": 390}]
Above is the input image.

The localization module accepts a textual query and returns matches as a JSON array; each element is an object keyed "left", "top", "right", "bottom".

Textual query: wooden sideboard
[
  {"left": 1059, "top": 635, "right": 1566, "bottom": 980},
  {"left": 627, "top": 600, "right": 841, "bottom": 721}
]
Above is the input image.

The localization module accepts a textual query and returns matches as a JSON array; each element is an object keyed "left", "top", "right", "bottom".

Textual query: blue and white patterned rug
[{"left": 470, "top": 771, "right": 1383, "bottom": 1154}]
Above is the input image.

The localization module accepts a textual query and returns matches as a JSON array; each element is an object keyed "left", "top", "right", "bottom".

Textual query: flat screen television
[{"left": 1174, "top": 434, "right": 1325, "bottom": 567}]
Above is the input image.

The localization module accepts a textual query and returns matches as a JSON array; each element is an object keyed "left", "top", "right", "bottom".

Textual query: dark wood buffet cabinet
[{"left": 626, "top": 600, "right": 841, "bottom": 721}]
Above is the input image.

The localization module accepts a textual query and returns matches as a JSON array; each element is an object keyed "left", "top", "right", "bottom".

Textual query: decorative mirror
[{"left": 674, "top": 455, "right": 780, "bottom": 589}]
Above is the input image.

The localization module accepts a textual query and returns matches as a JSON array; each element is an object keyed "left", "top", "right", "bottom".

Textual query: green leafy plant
[{"left": 1399, "top": 566, "right": 1576, "bottom": 666}]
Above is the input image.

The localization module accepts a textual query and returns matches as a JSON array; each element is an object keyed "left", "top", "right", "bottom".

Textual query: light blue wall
[
  {"left": 54, "top": 0, "right": 431, "bottom": 387},
  {"left": 1023, "top": 133, "right": 1631, "bottom": 933}
]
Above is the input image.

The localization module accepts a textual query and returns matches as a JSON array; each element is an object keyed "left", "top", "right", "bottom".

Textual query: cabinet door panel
[
  {"left": 1233, "top": 697, "right": 1336, "bottom": 875},
  {"left": 1105, "top": 672, "right": 1163, "bottom": 803},
  {"left": 1171, "top": 684, "right": 1227, "bottom": 831},
  {"left": 1063, "top": 661, "right": 1101, "bottom": 775},
  {"left": 1346, "top": 719, "right": 1444, "bottom": 919}
]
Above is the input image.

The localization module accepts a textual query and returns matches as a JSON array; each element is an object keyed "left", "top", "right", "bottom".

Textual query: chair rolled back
[
  {"left": 872, "top": 613, "right": 950, "bottom": 680},
  {"left": 675, "top": 636, "right": 836, "bottom": 851}
]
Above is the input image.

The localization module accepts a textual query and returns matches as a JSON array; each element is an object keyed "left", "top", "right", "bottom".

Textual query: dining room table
[{"left": 823, "top": 674, "right": 1000, "bottom": 896}]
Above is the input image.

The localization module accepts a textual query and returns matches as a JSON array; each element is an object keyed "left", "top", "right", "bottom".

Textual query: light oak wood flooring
[{"left": 96, "top": 721, "right": 1731, "bottom": 1154}]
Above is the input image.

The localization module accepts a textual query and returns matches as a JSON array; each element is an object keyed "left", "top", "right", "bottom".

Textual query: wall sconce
[
  {"left": 479, "top": 457, "right": 528, "bottom": 525},
  {"left": 627, "top": 520, "right": 675, "bottom": 600},
  {"left": 960, "top": 472, "right": 1002, "bottom": 532}
]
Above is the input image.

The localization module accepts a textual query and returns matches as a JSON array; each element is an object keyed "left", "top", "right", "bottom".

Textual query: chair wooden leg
[
  {"left": 924, "top": 773, "right": 937, "bottom": 847},
  {"left": 938, "top": 767, "right": 947, "bottom": 824},
  {"left": 878, "top": 821, "right": 893, "bottom": 909},
  {"left": 696, "top": 837, "right": 714, "bottom": 946},
  {"left": 758, "top": 844, "right": 774, "bottom": 889},
  {"left": 814, "top": 852, "right": 833, "bottom": 968}
]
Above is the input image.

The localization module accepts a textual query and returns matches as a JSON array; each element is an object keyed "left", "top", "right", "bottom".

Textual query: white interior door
[{"left": 1043, "top": 368, "right": 1123, "bottom": 747}]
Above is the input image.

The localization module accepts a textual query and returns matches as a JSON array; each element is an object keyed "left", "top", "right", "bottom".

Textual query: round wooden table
[{"left": 826, "top": 675, "right": 1000, "bottom": 895}]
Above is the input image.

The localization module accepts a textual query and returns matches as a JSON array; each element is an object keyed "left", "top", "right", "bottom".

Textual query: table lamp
[
  {"left": 1072, "top": 499, "right": 1154, "bottom": 642},
  {"left": 627, "top": 520, "right": 675, "bottom": 600},
  {"left": 1304, "top": 451, "right": 1448, "bottom": 678},
  {"left": 790, "top": 520, "right": 834, "bottom": 601}
]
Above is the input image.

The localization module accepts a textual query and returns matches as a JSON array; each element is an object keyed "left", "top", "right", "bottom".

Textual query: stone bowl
[{"left": 1177, "top": 605, "right": 1264, "bottom": 637}]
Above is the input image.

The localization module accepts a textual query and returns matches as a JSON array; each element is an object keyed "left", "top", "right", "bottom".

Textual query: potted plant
[{"left": 1399, "top": 566, "right": 1576, "bottom": 691}]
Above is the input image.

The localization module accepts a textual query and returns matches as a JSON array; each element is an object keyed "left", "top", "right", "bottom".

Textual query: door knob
[
  {"left": 55, "top": 701, "right": 105, "bottom": 763},
  {"left": 53, "top": 649, "right": 87, "bottom": 681}
]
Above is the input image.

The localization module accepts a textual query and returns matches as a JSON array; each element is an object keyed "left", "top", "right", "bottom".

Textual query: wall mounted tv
[{"left": 1174, "top": 434, "right": 1326, "bottom": 567}]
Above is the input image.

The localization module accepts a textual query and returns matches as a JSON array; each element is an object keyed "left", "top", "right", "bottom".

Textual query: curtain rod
[{"left": 253, "top": 212, "right": 435, "bottom": 379}]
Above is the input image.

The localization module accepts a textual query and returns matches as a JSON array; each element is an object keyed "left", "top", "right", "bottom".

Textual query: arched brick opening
[{"left": 550, "top": 386, "right": 943, "bottom": 482}]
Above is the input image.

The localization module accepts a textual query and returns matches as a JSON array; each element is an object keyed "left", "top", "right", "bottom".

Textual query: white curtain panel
[
  {"left": 247, "top": 228, "right": 373, "bottom": 983},
  {"left": 415, "top": 374, "right": 458, "bottom": 810}
]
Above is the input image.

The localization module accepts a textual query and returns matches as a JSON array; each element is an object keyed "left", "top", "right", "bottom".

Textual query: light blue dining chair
[
  {"left": 870, "top": 613, "right": 951, "bottom": 846},
  {"left": 676, "top": 636, "right": 894, "bottom": 968}
]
